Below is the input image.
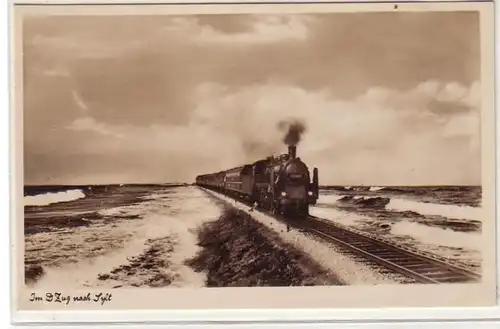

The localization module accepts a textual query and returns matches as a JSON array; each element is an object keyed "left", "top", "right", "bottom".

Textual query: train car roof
[
  {"left": 253, "top": 158, "right": 272, "bottom": 166},
  {"left": 198, "top": 156, "right": 281, "bottom": 178},
  {"left": 223, "top": 165, "right": 245, "bottom": 173}
]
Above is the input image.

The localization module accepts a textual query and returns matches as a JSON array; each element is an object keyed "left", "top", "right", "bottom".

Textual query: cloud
[
  {"left": 41, "top": 68, "right": 71, "bottom": 77},
  {"left": 162, "top": 15, "right": 314, "bottom": 45},
  {"left": 71, "top": 90, "right": 89, "bottom": 113},
  {"left": 199, "top": 15, "right": 313, "bottom": 44},
  {"left": 66, "top": 117, "right": 125, "bottom": 139},
  {"left": 169, "top": 80, "right": 481, "bottom": 185},
  {"left": 28, "top": 32, "right": 146, "bottom": 59},
  {"left": 66, "top": 88, "right": 124, "bottom": 138},
  {"left": 60, "top": 79, "right": 480, "bottom": 185}
]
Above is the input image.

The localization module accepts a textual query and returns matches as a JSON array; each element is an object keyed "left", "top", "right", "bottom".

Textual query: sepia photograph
[{"left": 11, "top": 1, "right": 496, "bottom": 314}]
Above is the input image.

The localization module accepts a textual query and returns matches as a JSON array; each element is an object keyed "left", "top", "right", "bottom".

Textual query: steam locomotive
[{"left": 195, "top": 145, "right": 319, "bottom": 218}]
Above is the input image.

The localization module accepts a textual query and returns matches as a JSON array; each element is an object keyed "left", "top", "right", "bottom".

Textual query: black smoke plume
[{"left": 277, "top": 119, "right": 307, "bottom": 146}]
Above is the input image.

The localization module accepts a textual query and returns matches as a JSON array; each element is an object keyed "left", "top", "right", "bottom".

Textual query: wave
[
  {"left": 317, "top": 194, "right": 345, "bottom": 204},
  {"left": 336, "top": 195, "right": 390, "bottom": 208},
  {"left": 319, "top": 193, "right": 482, "bottom": 222},
  {"left": 390, "top": 221, "right": 481, "bottom": 251},
  {"left": 386, "top": 198, "right": 482, "bottom": 222},
  {"left": 24, "top": 189, "right": 86, "bottom": 207},
  {"left": 310, "top": 206, "right": 361, "bottom": 227},
  {"left": 320, "top": 186, "right": 386, "bottom": 193},
  {"left": 26, "top": 187, "right": 220, "bottom": 289}
]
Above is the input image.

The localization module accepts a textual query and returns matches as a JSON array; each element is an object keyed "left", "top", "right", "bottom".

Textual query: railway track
[
  {"left": 294, "top": 216, "right": 481, "bottom": 284},
  {"left": 202, "top": 187, "right": 482, "bottom": 284}
]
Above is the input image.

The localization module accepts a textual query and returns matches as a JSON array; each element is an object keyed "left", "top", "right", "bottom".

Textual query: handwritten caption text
[{"left": 29, "top": 292, "right": 112, "bottom": 305}]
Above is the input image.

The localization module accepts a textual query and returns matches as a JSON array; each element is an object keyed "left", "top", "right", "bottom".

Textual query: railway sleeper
[
  {"left": 423, "top": 271, "right": 465, "bottom": 279},
  {"left": 382, "top": 257, "right": 432, "bottom": 264},
  {"left": 424, "top": 269, "right": 476, "bottom": 277},
  {"left": 433, "top": 276, "right": 477, "bottom": 283},
  {"left": 401, "top": 263, "right": 442, "bottom": 269},
  {"left": 323, "top": 231, "right": 351, "bottom": 239},
  {"left": 358, "top": 255, "right": 429, "bottom": 269},
  {"left": 371, "top": 254, "right": 412, "bottom": 260},
  {"left": 402, "top": 263, "right": 472, "bottom": 276},
  {"left": 374, "top": 258, "right": 426, "bottom": 266},
  {"left": 329, "top": 234, "right": 357, "bottom": 240},
  {"left": 313, "top": 233, "right": 368, "bottom": 245},
  {"left": 363, "top": 249, "right": 405, "bottom": 256},
  {"left": 405, "top": 269, "right": 455, "bottom": 277},
  {"left": 333, "top": 232, "right": 367, "bottom": 239},
  {"left": 331, "top": 237, "right": 366, "bottom": 243},
  {"left": 347, "top": 243, "right": 377, "bottom": 249},
  {"left": 352, "top": 242, "right": 398, "bottom": 251},
  {"left": 340, "top": 239, "right": 377, "bottom": 245},
  {"left": 390, "top": 258, "right": 442, "bottom": 266},
  {"left": 415, "top": 269, "right": 456, "bottom": 276}
]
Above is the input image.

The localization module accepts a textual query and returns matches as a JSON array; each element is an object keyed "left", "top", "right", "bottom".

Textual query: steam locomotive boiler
[{"left": 195, "top": 144, "right": 319, "bottom": 219}]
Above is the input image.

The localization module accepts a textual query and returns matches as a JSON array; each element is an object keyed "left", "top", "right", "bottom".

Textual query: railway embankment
[
  {"left": 186, "top": 204, "right": 345, "bottom": 287},
  {"left": 200, "top": 188, "right": 404, "bottom": 285}
]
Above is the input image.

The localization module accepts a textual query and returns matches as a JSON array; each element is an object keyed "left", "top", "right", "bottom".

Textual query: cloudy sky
[{"left": 23, "top": 11, "right": 481, "bottom": 186}]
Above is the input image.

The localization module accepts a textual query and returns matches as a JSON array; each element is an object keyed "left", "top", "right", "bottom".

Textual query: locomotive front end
[{"left": 274, "top": 145, "right": 319, "bottom": 217}]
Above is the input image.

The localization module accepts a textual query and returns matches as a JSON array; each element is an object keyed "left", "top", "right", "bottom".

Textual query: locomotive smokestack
[{"left": 288, "top": 145, "right": 297, "bottom": 159}]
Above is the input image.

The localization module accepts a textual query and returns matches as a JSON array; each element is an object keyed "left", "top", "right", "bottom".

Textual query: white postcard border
[{"left": 9, "top": 0, "right": 499, "bottom": 325}]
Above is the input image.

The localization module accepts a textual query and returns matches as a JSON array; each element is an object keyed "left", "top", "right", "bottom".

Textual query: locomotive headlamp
[
  {"left": 281, "top": 191, "right": 287, "bottom": 196},
  {"left": 308, "top": 191, "right": 313, "bottom": 196}
]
